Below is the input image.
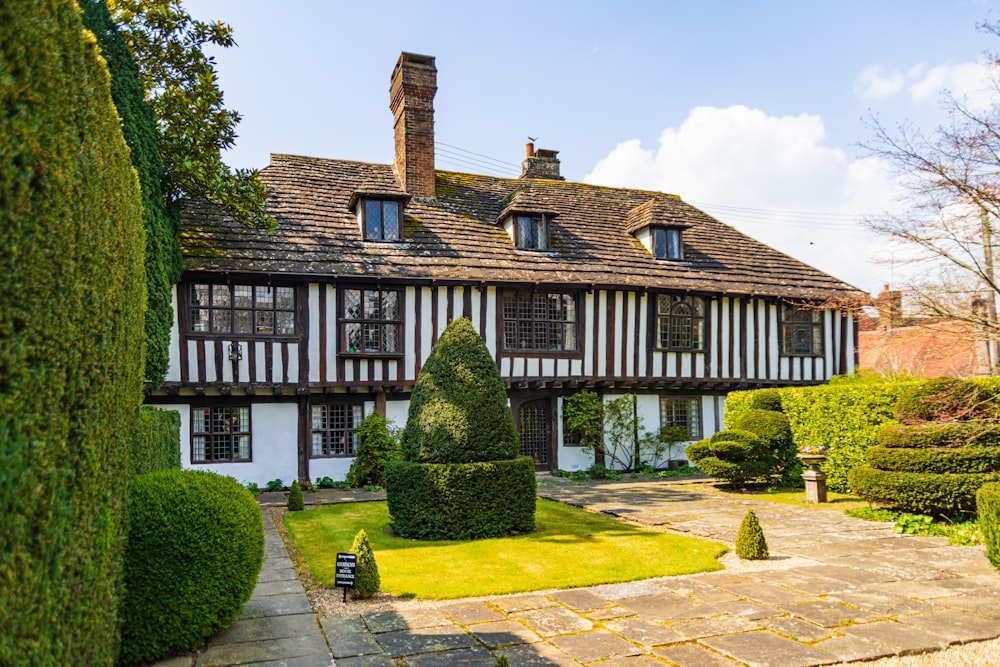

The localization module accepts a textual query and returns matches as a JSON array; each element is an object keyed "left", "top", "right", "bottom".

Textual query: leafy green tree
[
  {"left": 348, "top": 412, "right": 401, "bottom": 488},
  {"left": 81, "top": 0, "right": 182, "bottom": 386},
  {"left": 287, "top": 480, "right": 304, "bottom": 511},
  {"left": 108, "top": 0, "right": 273, "bottom": 230}
]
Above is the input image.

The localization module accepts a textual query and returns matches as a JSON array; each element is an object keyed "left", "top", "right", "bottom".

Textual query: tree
[
  {"left": 863, "top": 21, "right": 1000, "bottom": 371},
  {"left": 107, "top": 0, "right": 273, "bottom": 230}
]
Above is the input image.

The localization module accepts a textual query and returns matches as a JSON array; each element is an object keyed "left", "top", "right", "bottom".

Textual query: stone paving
[{"left": 159, "top": 480, "right": 1000, "bottom": 666}]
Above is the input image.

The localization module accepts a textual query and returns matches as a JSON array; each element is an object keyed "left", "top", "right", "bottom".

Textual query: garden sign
[{"left": 335, "top": 552, "right": 357, "bottom": 602}]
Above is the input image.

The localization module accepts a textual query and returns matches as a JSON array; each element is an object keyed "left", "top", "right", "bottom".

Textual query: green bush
[
  {"left": 747, "top": 388, "right": 783, "bottom": 412},
  {"left": 385, "top": 457, "right": 536, "bottom": 540},
  {"left": 287, "top": 480, "right": 304, "bottom": 511},
  {"left": 978, "top": 483, "right": 1000, "bottom": 573},
  {"left": 866, "top": 446, "right": 1000, "bottom": 475},
  {"left": 400, "top": 318, "right": 519, "bottom": 463},
  {"left": 894, "top": 378, "right": 996, "bottom": 424},
  {"left": 348, "top": 412, "right": 401, "bottom": 487},
  {"left": 1, "top": 1, "right": 146, "bottom": 662},
  {"left": 847, "top": 465, "right": 1000, "bottom": 515},
  {"left": 132, "top": 407, "right": 181, "bottom": 477},
  {"left": 732, "top": 409, "right": 798, "bottom": 483},
  {"left": 735, "top": 510, "right": 769, "bottom": 560},
  {"left": 877, "top": 422, "right": 1000, "bottom": 449},
  {"left": 350, "top": 529, "right": 380, "bottom": 599},
  {"left": 119, "top": 470, "right": 264, "bottom": 665}
]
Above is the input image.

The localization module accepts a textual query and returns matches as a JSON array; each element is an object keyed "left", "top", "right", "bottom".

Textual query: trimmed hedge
[
  {"left": 979, "top": 483, "right": 1000, "bottom": 573},
  {"left": 877, "top": 422, "right": 1000, "bottom": 449},
  {"left": 1, "top": 1, "right": 145, "bottom": 663},
  {"left": 847, "top": 466, "right": 1000, "bottom": 515},
  {"left": 132, "top": 407, "right": 181, "bottom": 477},
  {"left": 401, "top": 318, "right": 519, "bottom": 463},
  {"left": 686, "top": 429, "right": 774, "bottom": 487},
  {"left": 866, "top": 445, "right": 1000, "bottom": 475},
  {"left": 385, "top": 457, "right": 537, "bottom": 540},
  {"left": 894, "top": 378, "right": 997, "bottom": 424},
  {"left": 119, "top": 470, "right": 264, "bottom": 665}
]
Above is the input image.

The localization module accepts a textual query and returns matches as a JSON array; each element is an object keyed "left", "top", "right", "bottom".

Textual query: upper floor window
[
  {"left": 191, "top": 405, "right": 251, "bottom": 463},
  {"left": 515, "top": 215, "right": 548, "bottom": 250},
  {"left": 657, "top": 294, "right": 704, "bottom": 350},
  {"left": 652, "top": 228, "right": 683, "bottom": 260},
  {"left": 310, "top": 403, "right": 364, "bottom": 457},
  {"left": 189, "top": 283, "right": 295, "bottom": 336},
  {"left": 342, "top": 288, "right": 402, "bottom": 355},
  {"left": 502, "top": 291, "right": 577, "bottom": 352},
  {"left": 362, "top": 199, "right": 401, "bottom": 241},
  {"left": 660, "top": 397, "right": 701, "bottom": 440},
  {"left": 781, "top": 305, "right": 824, "bottom": 356}
]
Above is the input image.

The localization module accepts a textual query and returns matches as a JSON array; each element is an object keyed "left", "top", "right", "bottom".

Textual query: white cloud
[
  {"left": 856, "top": 65, "right": 905, "bottom": 101},
  {"left": 584, "top": 106, "right": 901, "bottom": 295}
]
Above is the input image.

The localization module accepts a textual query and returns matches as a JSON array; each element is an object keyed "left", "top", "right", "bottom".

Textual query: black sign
[{"left": 335, "top": 552, "right": 357, "bottom": 589}]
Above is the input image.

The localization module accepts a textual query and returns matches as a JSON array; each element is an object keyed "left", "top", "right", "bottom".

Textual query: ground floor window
[
  {"left": 659, "top": 397, "right": 701, "bottom": 440},
  {"left": 191, "top": 405, "right": 251, "bottom": 462},
  {"left": 311, "top": 403, "right": 364, "bottom": 457}
]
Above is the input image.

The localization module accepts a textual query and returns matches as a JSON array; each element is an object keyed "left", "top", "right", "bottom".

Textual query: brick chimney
[
  {"left": 875, "top": 284, "right": 903, "bottom": 331},
  {"left": 389, "top": 53, "right": 437, "bottom": 198},
  {"left": 521, "top": 143, "right": 564, "bottom": 180}
]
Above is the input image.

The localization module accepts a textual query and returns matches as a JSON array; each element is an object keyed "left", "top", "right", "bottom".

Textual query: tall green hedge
[
  {"left": 80, "top": 0, "right": 182, "bottom": 387},
  {"left": 133, "top": 407, "right": 181, "bottom": 477},
  {"left": 979, "top": 483, "right": 1000, "bottom": 573},
  {"left": 0, "top": 0, "right": 146, "bottom": 663}
]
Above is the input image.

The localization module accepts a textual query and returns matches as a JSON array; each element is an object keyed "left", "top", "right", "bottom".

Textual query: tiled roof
[
  {"left": 624, "top": 198, "right": 693, "bottom": 234},
  {"left": 179, "top": 153, "right": 862, "bottom": 300}
]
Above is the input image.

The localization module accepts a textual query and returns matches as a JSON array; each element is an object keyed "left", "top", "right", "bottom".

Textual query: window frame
[
  {"left": 187, "top": 281, "right": 297, "bottom": 339},
  {"left": 514, "top": 214, "right": 548, "bottom": 250},
  {"left": 780, "top": 304, "right": 825, "bottom": 357},
  {"left": 659, "top": 396, "right": 702, "bottom": 441},
  {"left": 651, "top": 227, "right": 683, "bottom": 260},
  {"left": 309, "top": 401, "right": 365, "bottom": 458},
  {"left": 656, "top": 294, "right": 705, "bottom": 351},
  {"left": 501, "top": 290, "right": 580, "bottom": 355},
  {"left": 190, "top": 405, "right": 252, "bottom": 463},
  {"left": 340, "top": 287, "right": 404, "bottom": 357},
  {"left": 361, "top": 198, "right": 402, "bottom": 242}
]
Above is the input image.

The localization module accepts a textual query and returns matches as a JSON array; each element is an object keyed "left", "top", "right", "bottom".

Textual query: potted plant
[{"left": 797, "top": 445, "right": 828, "bottom": 470}]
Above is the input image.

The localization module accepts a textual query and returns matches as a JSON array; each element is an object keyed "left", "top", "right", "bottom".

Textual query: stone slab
[
  {"left": 441, "top": 601, "right": 505, "bottom": 625},
  {"left": 781, "top": 599, "right": 879, "bottom": 628},
  {"left": 363, "top": 607, "right": 451, "bottom": 634},
  {"left": 931, "top": 593, "right": 1000, "bottom": 618},
  {"left": 327, "top": 629, "right": 384, "bottom": 659},
  {"left": 598, "top": 657, "right": 670, "bottom": 666},
  {"left": 758, "top": 616, "right": 830, "bottom": 643},
  {"left": 403, "top": 646, "right": 496, "bottom": 666},
  {"left": 467, "top": 621, "right": 542, "bottom": 648},
  {"left": 654, "top": 643, "right": 744, "bottom": 666},
  {"left": 513, "top": 606, "right": 593, "bottom": 637},
  {"left": 711, "top": 601, "right": 783, "bottom": 621},
  {"left": 208, "top": 613, "right": 319, "bottom": 646},
  {"left": 549, "top": 630, "right": 642, "bottom": 662},
  {"left": 604, "top": 618, "right": 684, "bottom": 647},
  {"left": 252, "top": 579, "right": 307, "bottom": 597},
  {"left": 239, "top": 593, "right": 313, "bottom": 620},
  {"left": 831, "top": 590, "right": 935, "bottom": 615},
  {"left": 238, "top": 657, "right": 333, "bottom": 667},
  {"left": 319, "top": 614, "right": 367, "bottom": 635},
  {"left": 811, "top": 635, "right": 893, "bottom": 663},
  {"left": 375, "top": 626, "right": 475, "bottom": 658},
  {"left": 335, "top": 655, "right": 395, "bottom": 667},
  {"left": 619, "top": 593, "right": 716, "bottom": 622},
  {"left": 589, "top": 581, "right": 665, "bottom": 600},
  {"left": 495, "top": 641, "right": 582, "bottom": 666},
  {"left": 490, "top": 595, "right": 555, "bottom": 613},
  {"left": 196, "top": 634, "right": 330, "bottom": 666},
  {"left": 256, "top": 566, "right": 300, "bottom": 583},
  {"left": 701, "top": 630, "right": 833, "bottom": 667},
  {"left": 669, "top": 614, "right": 759, "bottom": 639},
  {"left": 843, "top": 620, "right": 949, "bottom": 654},
  {"left": 586, "top": 606, "right": 634, "bottom": 621},
  {"left": 549, "top": 588, "right": 614, "bottom": 612},
  {"left": 899, "top": 610, "right": 1000, "bottom": 644},
  {"left": 721, "top": 583, "right": 813, "bottom": 606}
]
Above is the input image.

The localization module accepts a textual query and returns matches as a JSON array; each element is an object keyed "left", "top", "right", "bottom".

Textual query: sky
[{"left": 190, "top": 0, "right": 1000, "bottom": 297}]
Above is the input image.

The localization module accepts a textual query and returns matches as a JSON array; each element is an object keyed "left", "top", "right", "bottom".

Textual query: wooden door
[{"left": 516, "top": 398, "right": 554, "bottom": 471}]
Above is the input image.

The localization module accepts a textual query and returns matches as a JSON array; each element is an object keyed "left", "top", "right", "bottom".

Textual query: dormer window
[
  {"left": 515, "top": 215, "right": 547, "bottom": 250},
  {"left": 362, "top": 199, "right": 401, "bottom": 241},
  {"left": 652, "top": 227, "right": 683, "bottom": 260}
]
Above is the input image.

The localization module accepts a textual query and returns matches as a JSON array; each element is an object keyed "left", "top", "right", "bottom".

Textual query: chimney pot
[{"left": 525, "top": 142, "right": 535, "bottom": 157}]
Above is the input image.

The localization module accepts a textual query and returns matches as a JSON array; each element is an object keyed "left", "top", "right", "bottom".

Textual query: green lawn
[{"left": 284, "top": 499, "right": 726, "bottom": 599}]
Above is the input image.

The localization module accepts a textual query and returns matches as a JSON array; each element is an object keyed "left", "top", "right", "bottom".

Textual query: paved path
[{"left": 159, "top": 481, "right": 1000, "bottom": 666}]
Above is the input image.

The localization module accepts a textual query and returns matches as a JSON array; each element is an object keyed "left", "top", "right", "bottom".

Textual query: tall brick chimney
[{"left": 390, "top": 53, "right": 437, "bottom": 198}]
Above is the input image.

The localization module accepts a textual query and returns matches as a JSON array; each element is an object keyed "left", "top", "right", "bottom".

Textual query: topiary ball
[
  {"left": 735, "top": 509, "right": 769, "bottom": 560},
  {"left": 350, "top": 529, "right": 380, "bottom": 599},
  {"left": 119, "top": 470, "right": 264, "bottom": 664},
  {"left": 400, "top": 317, "right": 519, "bottom": 463},
  {"left": 747, "top": 388, "right": 783, "bottom": 412},
  {"left": 287, "top": 480, "right": 304, "bottom": 511}
]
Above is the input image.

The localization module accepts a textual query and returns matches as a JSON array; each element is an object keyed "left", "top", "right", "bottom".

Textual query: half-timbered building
[{"left": 145, "top": 53, "right": 862, "bottom": 485}]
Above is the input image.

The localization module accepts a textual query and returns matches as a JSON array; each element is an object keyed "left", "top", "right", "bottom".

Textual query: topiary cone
[
  {"left": 350, "top": 529, "right": 380, "bottom": 599},
  {"left": 287, "top": 480, "right": 304, "bottom": 511},
  {"left": 735, "top": 509, "right": 769, "bottom": 560}
]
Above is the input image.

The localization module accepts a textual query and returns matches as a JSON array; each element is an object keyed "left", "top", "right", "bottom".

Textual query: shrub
[
  {"left": 496, "top": 656, "right": 510, "bottom": 667},
  {"left": 132, "top": 407, "right": 181, "bottom": 477},
  {"left": 119, "top": 470, "right": 264, "bottom": 665},
  {"left": 735, "top": 510, "right": 769, "bottom": 560},
  {"left": 866, "top": 446, "right": 1000, "bottom": 475},
  {"left": 978, "top": 483, "right": 1000, "bottom": 572},
  {"left": 847, "top": 466, "right": 1000, "bottom": 515},
  {"left": 266, "top": 479, "right": 284, "bottom": 492},
  {"left": 400, "top": 317, "right": 519, "bottom": 463},
  {"left": 877, "top": 422, "right": 1000, "bottom": 449},
  {"left": 287, "top": 480, "right": 304, "bottom": 511},
  {"left": 385, "top": 457, "right": 536, "bottom": 540},
  {"left": 894, "top": 378, "right": 996, "bottom": 424},
  {"left": 1, "top": 1, "right": 145, "bottom": 661},
  {"left": 350, "top": 529, "right": 380, "bottom": 599},
  {"left": 732, "top": 409, "right": 798, "bottom": 484},
  {"left": 348, "top": 412, "right": 401, "bottom": 488},
  {"left": 747, "top": 388, "right": 783, "bottom": 412}
]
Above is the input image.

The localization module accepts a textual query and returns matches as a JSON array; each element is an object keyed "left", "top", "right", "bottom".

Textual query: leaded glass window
[
  {"left": 502, "top": 291, "right": 577, "bottom": 352},
  {"left": 342, "top": 288, "right": 402, "bottom": 355},
  {"left": 191, "top": 406, "right": 251, "bottom": 463},
  {"left": 310, "top": 403, "right": 364, "bottom": 457},
  {"left": 657, "top": 294, "right": 705, "bottom": 350},
  {"left": 189, "top": 282, "right": 295, "bottom": 336}
]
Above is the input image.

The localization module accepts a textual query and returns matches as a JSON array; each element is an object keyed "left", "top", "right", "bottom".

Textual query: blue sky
[{"left": 192, "top": 0, "right": 1000, "bottom": 296}]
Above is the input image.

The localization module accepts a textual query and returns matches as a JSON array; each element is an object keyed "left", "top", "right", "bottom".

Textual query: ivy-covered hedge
[
  {"left": 979, "top": 483, "right": 1000, "bottom": 573},
  {"left": 848, "top": 466, "right": 1000, "bottom": 515},
  {"left": 0, "top": 1, "right": 145, "bottom": 663},
  {"left": 132, "top": 407, "right": 181, "bottom": 477},
  {"left": 385, "top": 457, "right": 536, "bottom": 540},
  {"left": 877, "top": 422, "right": 1000, "bottom": 449},
  {"left": 865, "top": 446, "right": 1000, "bottom": 475},
  {"left": 119, "top": 470, "right": 264, "bottom": 665}
]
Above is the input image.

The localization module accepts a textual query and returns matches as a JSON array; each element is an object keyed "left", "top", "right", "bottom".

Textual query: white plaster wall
[
  {"left": 555, "top": 396, "right": 595, "bottom": 472},
  {"left": 165, "top": 286, "right": 181, "bottom": 382},
  {"left": 385, "top": 399, "right": 409, "bottom": 432}
]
